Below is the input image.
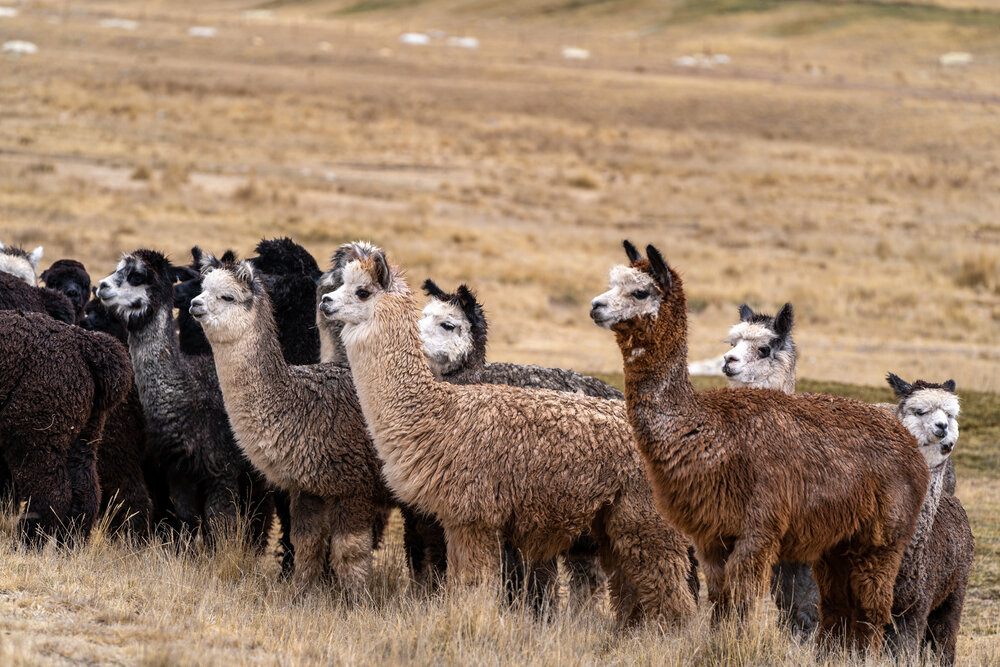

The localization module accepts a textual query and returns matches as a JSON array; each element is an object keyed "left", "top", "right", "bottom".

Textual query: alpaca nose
[
  {"left": 722, "top": 356, "right": 738, "bottom": 377},
  {"left": 589, "top": 299, "right": 605, "bottom": 320},
  {"left": 934, "top": 423, "right": 948, "bottom": 438},
  {"left": 96, "top": 280, "right": 111, "bottom": 298},
  {"left": 940, "top": 442, "right": 954, "bottom": 455},
  {"left": 189, "top": 297, "right": 206, "bottom": 317},
  {"left": 322, "top": 293, "right": 334, "bottom": 304}
]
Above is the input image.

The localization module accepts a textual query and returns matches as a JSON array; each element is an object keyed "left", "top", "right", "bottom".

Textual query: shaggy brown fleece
[
  {"left": 0, "top": 311, "right": 131, "bottom": 542},
  {"left": 591, "top": 241, "right": 928, "bottom": 651},
  {"left": 323, "top": 247, "right": 696, "bottom": 627},
  {"left": 193, "top": 257, "right": 395, "bottom": 594}
]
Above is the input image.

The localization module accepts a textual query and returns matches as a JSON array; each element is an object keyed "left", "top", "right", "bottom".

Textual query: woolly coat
[
  {"left": 0, "top": 311, "right": 131, "bottom": 541},
  {"left": 0, "top": 270, "right": 75, "bottom": 323},
  {"left": 198, "top": 269, "right": 393, "bottom": 590},
  {"left": 338, "top": 268, "right": 696, "bottom": 625},
  {"left": 600, "top": 249, "right": 928, "bottom": 648}
]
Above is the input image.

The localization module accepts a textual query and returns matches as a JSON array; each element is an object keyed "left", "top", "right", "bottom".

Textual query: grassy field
[{"left": 0, "top": 0, "right": 997, "bottom": 663}]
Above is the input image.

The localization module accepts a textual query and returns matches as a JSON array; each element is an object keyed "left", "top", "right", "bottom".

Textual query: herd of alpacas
[{"left": 0, "top": 236, "right": 975, "bottom": 663}]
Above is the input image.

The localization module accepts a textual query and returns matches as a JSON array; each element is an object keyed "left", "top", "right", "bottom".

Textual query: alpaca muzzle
[{"left": 189, "top": 298, "right": 207, "bottom": 319}]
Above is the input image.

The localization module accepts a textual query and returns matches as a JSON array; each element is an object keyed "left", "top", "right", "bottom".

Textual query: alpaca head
[
  {"left": 97, "top": 249, "right": 186, "bottom": 330},
  {"left": 887, "top": 374, "right": 960, "bottom": 469},
  {"left": 190, "top": 253, "right": 263, "bottom": 345},
  {"left": 81, "top": 295, "right": 128, "bottom": 343},
  {"left": 252, "top": 237, "right": 321, "bottom": 280},
  {"left": 723, "top": 303, "right": 796, "bottom": 391},
  {"left": 41, "top": 259, "right": 91, "bottom": 321},
  {"left": 590, "top": 241, "right": 685, "bottom": 358},
  {"left": 0, "top": 242, "right": 44, "bottom": 285},
  {"left": 419, "top": 279, "right": 488, "bottom": 376},
  {"left": 318, "top": 241, "right": 398, "bottom": 327},
  {"left": 172, "top": 246, "right": 232, "bottom": 313}
]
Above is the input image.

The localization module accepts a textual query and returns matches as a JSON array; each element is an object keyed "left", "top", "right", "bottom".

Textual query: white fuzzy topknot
[{"left": 590, "top": 265, "right": 661, "bottom": 328}]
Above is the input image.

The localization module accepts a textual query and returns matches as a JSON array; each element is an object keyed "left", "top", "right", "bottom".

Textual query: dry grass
[{"left": 0, "top": 1, "right": 998, "bottom": 662}]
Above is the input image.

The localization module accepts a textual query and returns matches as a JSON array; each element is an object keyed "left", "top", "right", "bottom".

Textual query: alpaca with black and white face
[
  {"left": 723, "top": 303, "right": 796, "bottom": 394},
  {"left": 886, "top": 374, "right": 960, "bottom": 470},
  {"left": 419, "top": 283, "right": 481, "bottom": 377},
  {"left": 96, "top": 253, "right": 164, "bottom": 329},
  {"left": 0, "top": 242, "right": 44, "bottom": 285}
]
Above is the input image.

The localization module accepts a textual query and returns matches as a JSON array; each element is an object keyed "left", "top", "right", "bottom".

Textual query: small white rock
[
  {"left": 447, "top": 36, "right": 479, "bottom": 50},
  {"left": 712, "top": 54, "right": 731, "bottom": 65},
  {"left": 188, "top": 26, "right": 217, "bottom": 38},
  {"left": 318, "top": 40, "right": 332, "bottom": 52},
  {"left": 561, "top": 46, "right": 590, "bottom": 60},
  {"left": 3, "top": 40, "right": 38, "bottom": 55},
  {"left": 98, "top": 18, "right": 139, "bottom": 30},
  {"left": 939, "top": 51, "right": 972, "bottom": 67},
  {"left": 0, "top": 7, "right": 18, "bottom": 18},
  {"left": 400, "top": 32, "right": 430, "bottom": 46},
  {"left": 674, "top": 55, "right": 697, "bottom": 67}
]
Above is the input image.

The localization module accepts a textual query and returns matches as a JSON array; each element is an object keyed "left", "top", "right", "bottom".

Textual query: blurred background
[{"left": 2, "top": 0, "right": 998, "bottom": 390}]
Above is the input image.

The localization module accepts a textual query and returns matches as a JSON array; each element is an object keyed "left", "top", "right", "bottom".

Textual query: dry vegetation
[{"left": 0, "top": 0, "right": 998, "bottom": 663}]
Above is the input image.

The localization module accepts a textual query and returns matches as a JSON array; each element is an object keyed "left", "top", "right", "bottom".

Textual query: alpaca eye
[
  {"left": 356, "top": 288, "right": 371, "bottom": 300},
  {"left": 127, "top": 274, "right": 144, "bottom": 286},
  {"left": 633, "top": 290, "right": 650, "bottom": 300},
  {"left": 221, "top": 295, "right": 235, "bottom": 303},
  {"left": 914, "top": 409, "right": 927, "bottom": 416},
  {"left": 441, "top": 322, "right": 456, "bottom": 332},
  {"left": 758, "top": 346, "right": 771, "bottom": 358}
]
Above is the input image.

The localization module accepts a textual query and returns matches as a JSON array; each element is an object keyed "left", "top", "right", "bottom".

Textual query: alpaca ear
[
  {"left": 623, "top": 240, "right": 642, "bottom": 265},
  {"left": 373, "top": 252, "right": 391, "bottom": 290},
  {"left": 190, "top": 246, "right": 203, "bottom": 265},
  {"left": 456, "top": 284, "right": 478, "bottom": 317},
  {"left": 235, "top": 259, "right": 255, "bottom": 286},
  {"left": 28, "top": 246, "right": 43, "bottom": 270},
  {"left": 199, "top": 251, "right": 222, "bottom": 274},
  {"left": 221, "top": 249, "right": 238, "bottom": 264},
  {"left": 774, "top": 303, "right": 794, "bottom": 338},
  {"left": 40, "top": 267, "right": 52, "bottom": 284},
  {"left": 739, "top": 304, "right": 754, "bottom": 322},
  {"left": 886, "top": 373, "right": 912, "bottom": 398},
  {"left": 645, "top": 244, "right": 673, "bottom": 292},
  {"left": 943, "top": 379, "right": 956, "bottom": 393},
  {"left": 422, "top": 279, "right": 447, "bottom": 300},
  {"left": 168, "top": 265, "right": 199, "bottom": 283}
]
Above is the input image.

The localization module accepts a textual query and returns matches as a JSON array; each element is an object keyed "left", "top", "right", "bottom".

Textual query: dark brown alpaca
[{"left": 590, "top": 241, "right": 929, "bottom": 651}]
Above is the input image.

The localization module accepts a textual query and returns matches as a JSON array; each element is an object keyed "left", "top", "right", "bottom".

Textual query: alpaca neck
[
  {"left": 617, "top": 303, "right": 698, "bottom": 426},
  {"left": 209, "top": 300, "right": 290, "bottom": 407},
  {"left": 342, "top": 293, "right": 446, "bottom": 443},
  {"left": 318, "top": 316, "right": 348, "bottom": 365},
  {"left": 901, "top": 462, "right": 946, "bottom": 565},
  {"left": 127, "top": 307, "right": 188, "bottom": 395}
]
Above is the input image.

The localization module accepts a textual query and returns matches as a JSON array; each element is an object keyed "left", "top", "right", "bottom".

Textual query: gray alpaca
[
  {"left": 96, "top": 249, "right": 272, "bottom": 547},
  {"left": 883, "top": 374, "right": 973, "bottom": 666}
]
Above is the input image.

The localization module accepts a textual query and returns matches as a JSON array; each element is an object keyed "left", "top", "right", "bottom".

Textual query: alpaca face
[
  {"left": 419, "top": 299, "right": 473, "bottom": 375},
  {"left": 0, "top": 243, "right": 44, "bottom": 285},
  {"left": 319, "top": 260, "right": 383, "bottom": 326},
  {"left": 589, "top": 264, "right": 662, "bottom": 329},
  {"left": 190, "top": 266, "right": 256, "bottom": 344},
  {"left": 899, "top": 388, "right": 960, "bottom": 469},
  {"left": 723, "top": 303, "right": 795, "bottom": 392},
  {"left": 41, "top": 260, "right": 91, "bottom": 317},
  {"left": 96, "top": 256, "right": 156, "bottom": 324}
]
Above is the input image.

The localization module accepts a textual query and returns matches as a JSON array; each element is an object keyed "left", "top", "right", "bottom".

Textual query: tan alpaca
[
  {"left": 591, "top": 241, "right": 928, "bottom": 651},
  {"left": 319, "top": 243, "right": 696, "bottom": 626},
  {"left": 191, "top": 256, "right": 393, "bottom": 595}
]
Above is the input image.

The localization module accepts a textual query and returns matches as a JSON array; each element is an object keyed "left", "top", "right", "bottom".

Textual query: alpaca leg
[
  {"left": 443, "top": 523, "right": 502, "bottom": 591},
  {"left": 772, "top": 561, "right": 819, "bottom": 636},
  {"left": 564, "top": 534, "right": 605, "bottom": 609},
  {"left": 202, "top": 478, "right": 241, "bottom": 549},
  {"left": 925, "top": 589, "right": 965, "bottom": 666},
  {"left": 886, "top": 610, "right": 927, "bottom": 663},
  {"left": 273, "top": 489, "right": 295, "bottom": 576},
  {"left": 697, "top": 544, "right": 728, "bottom": 620},
  {"left": 845, "top": 547, "right": 902, "bottom": 653},
  {"left": 66, "top": 435, "right": 101, "bottom": 542},
  {"left": 722, "top": 532, "right": 780, "bottom": 621},
  {"left": 603, "top": 504, "right": 696, "bottom": 625},
  {"left": 401, "top": 507, "right": 447, "bottom": 588},
  {"left": 290, "top": 491, "right": 333, "bottom": 592},
  {"left": 813, "top": 552, "right": 858, "bottom": 651},
  {"left": 165, "top": 472, "right": 201, "bottom": 547},
  {"left": 605, "top": 565, "right": 639, "bottom": 625},
  {"left": 8, "top": 448, "right": 73, "bottom": 545},
  {"left": 525, "top": 558, "right": 559, "bottom": 617},
  {"left": 327, "top": 501, "right": 375, "bottom": 601},
  {"left": 686, "top": 545, "right": 701, "bottom": 604}
]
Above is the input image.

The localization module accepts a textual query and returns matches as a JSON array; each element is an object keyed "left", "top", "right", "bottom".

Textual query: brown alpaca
[
  {"left": 590, "top": 241, "right": 929, "bottom": 650},
  {"left": 190, "top": 256, "right": 392, "bottom": 595},
  {"left": 320, "top": 243, "right": 696, "bottom": 626}
]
